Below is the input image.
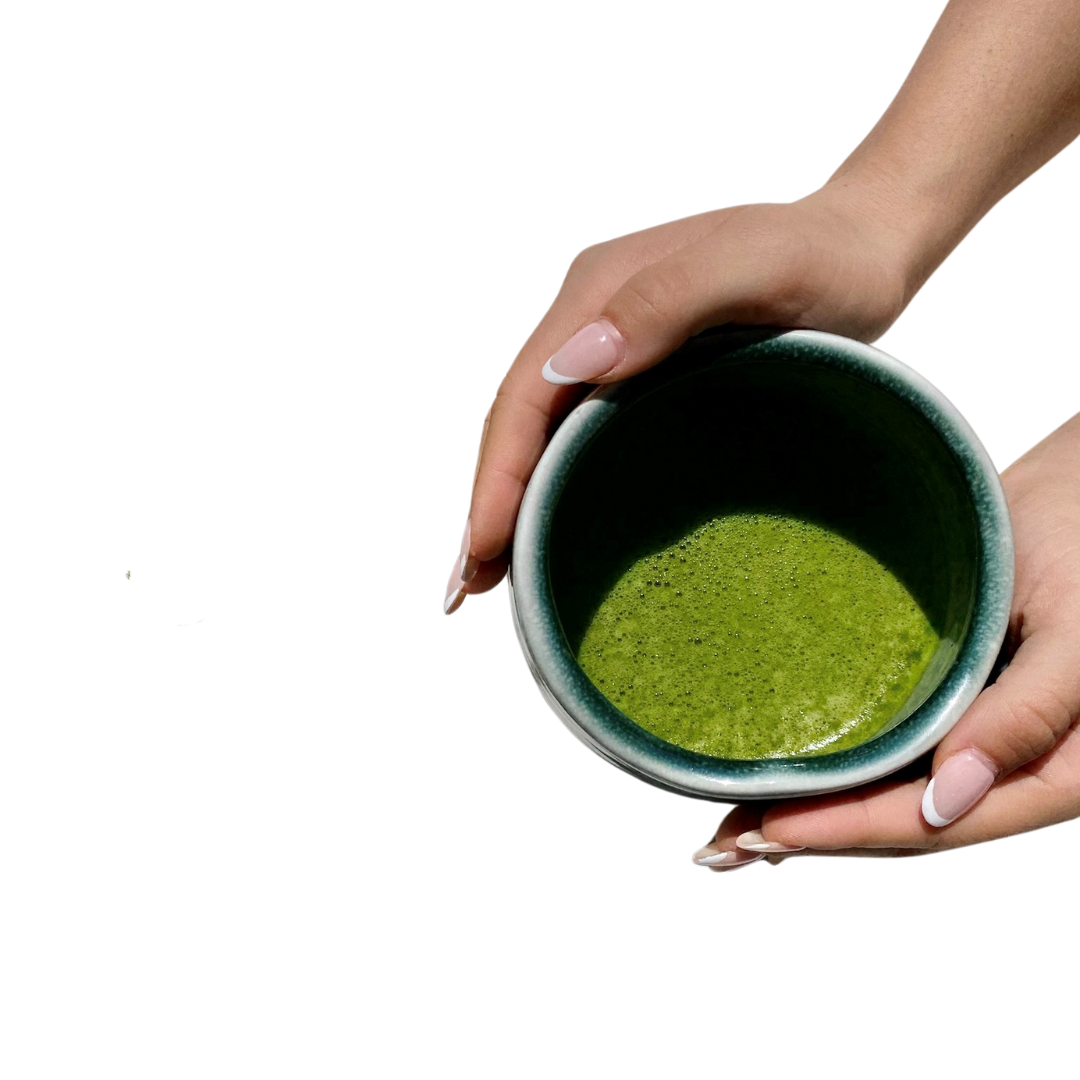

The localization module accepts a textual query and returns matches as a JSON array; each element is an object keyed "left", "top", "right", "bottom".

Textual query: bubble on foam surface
[{"left": 575, "top": 512, "right": 940, "bottom": 759}]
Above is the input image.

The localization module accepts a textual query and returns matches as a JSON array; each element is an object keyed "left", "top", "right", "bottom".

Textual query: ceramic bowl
[{"left": 509, "top": 328, "right": 1013, "bottom": 801}]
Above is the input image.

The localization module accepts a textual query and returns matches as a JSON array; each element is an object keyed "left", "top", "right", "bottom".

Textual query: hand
[
  {"left": 445, "top": 0, "right": 1080, "bottom": 615},
  {"left": 694, "top": 415, "right": 1080, "bottom": 870},
  {"left": 444, "top": 186, "right": 918, "bottom": 613}
]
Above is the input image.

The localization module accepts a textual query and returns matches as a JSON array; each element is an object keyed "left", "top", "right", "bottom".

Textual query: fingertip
[
  {"left": 734, "top": 828, "right": 806, "bottom": 854},
  {"left": 443, "top": 589, "right": 465, "bottom": 615},
  {"left": 692, "top": 842, "right": 734, "bottom": 866},
  {"left": 920, "top": 749, "right": 997, "bottom": 828},
  {"left": 458, "top": 518, "right": 479, "bottom": 584},
  {"left": 444, "top": 549, "right": 510, "bottom": 613},
  {"left": 542, "top": 319, "right": 625, "bottom": 384},
  {"left": 932, "top": 631, "right": 1080, "bottom": 781},
  {"left": 443, "top": 536, "right": 469, "bottom": 615},
  {"left": 460, "top": 553, "right": 479, "bottom": 584},
  {"left": 460, "top": 552, "right": 511, "bottom": 597},
  {"left": 708, "top": 853, "right": 764, "bottom": 872}
]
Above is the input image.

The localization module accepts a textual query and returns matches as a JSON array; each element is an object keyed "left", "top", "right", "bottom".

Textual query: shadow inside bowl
[{"left": 548, "top": 354, "right": 979, "bottom": 756}]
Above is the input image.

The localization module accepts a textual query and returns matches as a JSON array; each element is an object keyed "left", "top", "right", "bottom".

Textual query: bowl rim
[{"left": 509, "top": 328, "right": 1014, "bottom": 801}]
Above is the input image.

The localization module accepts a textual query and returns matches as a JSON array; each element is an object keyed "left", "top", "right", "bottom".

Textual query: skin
[
  {"left": 710, "top": 416, "right": 1080, "bottom": 864},
  {"left": 448, "top": 0, "right": 1080, "bottom": 859}
]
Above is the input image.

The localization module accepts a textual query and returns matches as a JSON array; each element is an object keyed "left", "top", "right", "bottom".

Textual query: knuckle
[
  {"left": 997, "top": 688, "right": 1074, "bottom": 764},
  {"left": 566, "top": 242, "right": 613, "bottom": 279},
  {"left": 618, "top": 262, "right": 695, "bottom": 325},
  {"left": 717, "top": 205, "right": 907, "bottom": 340},
  {"left": 562, "top": 242, "right": 630, "bottom": 303},
  {"left": 726, "top": 215, "right": 816, "bottom": 319}
]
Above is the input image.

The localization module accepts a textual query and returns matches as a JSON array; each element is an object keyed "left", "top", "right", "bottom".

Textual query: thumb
[
  {"left": 921, "top": 622, "right": 1080, "bottom": 828},
  {"left": 540, "top": 232, "right": 785, "bottom": 386}
]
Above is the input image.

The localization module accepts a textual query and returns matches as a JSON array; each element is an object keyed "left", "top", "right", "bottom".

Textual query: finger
[
  {"left": 443, "top": 551, "right": 510, "bottom": 615},
  {"left": 441, "top": 515, "right": 491, "bottom": 614},
  {"left": 757, "top": 721, "right": 1080, "bottom": 853},
  {"left": 540, "top": 217, "right": 794, "bottom": 387},
  {"left": 469, "top": 365, "right": 584, "bottom": 573},
  {"left": 447, "top": 299, "right": 597, "bottom": 613},
  {"left": 441, "top": 407, "right": 493, "bottom": 608},
  {"left": 921, "top": 616, "right": 1080, "bottom": 827},
  {"left": 455, "top": 271, "right": 664, "bottom": 601},
  {"left": 759, "top": 778, "right": 938, "bottom": 851},
  {"left": 453, "top": 208, "right": 750, "bottom": 610},
  {"left": 733, "top": 826, "right": 806, "bottom": 855},
  {"left": 691, "top": 803, "right": 765, "bottom": 871}
]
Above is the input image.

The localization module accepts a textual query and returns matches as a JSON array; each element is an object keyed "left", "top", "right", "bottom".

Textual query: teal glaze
[{"left": 509, "top": 329, "right": 1014, "bottom": 801}]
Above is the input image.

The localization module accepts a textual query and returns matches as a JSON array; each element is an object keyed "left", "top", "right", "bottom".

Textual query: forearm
[{"left": 823, "top": 0, "right": 1080, "bottom": 296}]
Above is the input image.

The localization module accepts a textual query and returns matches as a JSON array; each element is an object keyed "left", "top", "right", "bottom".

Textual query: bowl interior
[{"left": 548, "top": 353, "right": 979, "bottom": 755}]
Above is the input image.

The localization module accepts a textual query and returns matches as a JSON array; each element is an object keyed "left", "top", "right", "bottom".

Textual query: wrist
[
  {"left": 800, "top": 0, "right": 1080, "bottom": 321},
  {"left": 826, "top": 170, "right": 963, "bottom": 305}
]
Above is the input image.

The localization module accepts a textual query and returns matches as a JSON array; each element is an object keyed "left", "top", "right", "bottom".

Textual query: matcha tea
[{"left": 575, "top": 512, "right": 940, "bottom": 758}]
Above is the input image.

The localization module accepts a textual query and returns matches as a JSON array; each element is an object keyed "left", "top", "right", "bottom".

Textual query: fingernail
[
  {"left": 442, "top": 520, "right": 473, "bottom": 622},
  {"left": 922, "top": 748, "right": 998, "bottom": 827},
  {"left": 541, "top": 319, "right": 625, "bottom": 385},
  {"left": 735, "top": 829, "right": 806, "bottom": 853},
  {"left": 440, "top": 574, "right": 466, "bottom": 617},
  {"left": 455, "top": 520, "right": 477, "bottom": 587},
  {"left": 695, "top": 838, "right": 764, "bottom": 872},
  {"left": 691, "top": 842, "right": 734, "bottom": 868},
  {"left": 708, "top": 855, "right": 768, "bottom": 872}
]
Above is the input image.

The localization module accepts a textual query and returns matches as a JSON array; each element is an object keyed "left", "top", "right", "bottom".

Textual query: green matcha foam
[{"left": 575, "top": 512, "right": 939, "bottom": 759}]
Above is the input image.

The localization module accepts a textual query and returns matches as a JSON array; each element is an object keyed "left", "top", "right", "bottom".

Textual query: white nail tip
[
  {"left": 922, "top": 778, "right": 952, "bottom": 828},
  {"left": 691, "top": 851, "right": 734, "bottom": 868},
  {"left": 541, "top": 358, "right": 581, "bottom": 386},
  {"left": 443, "top": 589, "right": 463, "bottom": 615}
]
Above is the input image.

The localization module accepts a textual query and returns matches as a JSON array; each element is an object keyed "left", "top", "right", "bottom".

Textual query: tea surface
[{"left": 575, "top": 512, "right": 940, "bottom": 758}]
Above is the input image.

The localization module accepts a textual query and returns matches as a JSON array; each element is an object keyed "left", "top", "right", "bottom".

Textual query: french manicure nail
[
  {"left": 455, "top": 520, "right": 477, "bottom": 587},
  {"left": 541, "top": 319, "right": 626, "bottom": 385},
  {"left": 691, "top": 842, "right": 734, "bottom": 868},
  {"left": 691, "top": 838, "right": 768, "bottom": 872},
  {"left": 440, "top": 520, "right": 470, "bottom": 622},
  {"left": 735, "top": 829, "right": 806, "bottom": 853},
  {"left": 708, "top": 855, "right": 768, "bottom": 872},
  {"left": 442, "top": 574, "right": 464, "bottom": 617},
  {"left": 922, "top": 748, "right": 998, "bottom": 827}
]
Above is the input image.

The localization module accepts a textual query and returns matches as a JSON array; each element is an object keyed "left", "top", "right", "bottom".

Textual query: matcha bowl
[{"left": 509, "top": 328, "right": 1013, "bottom": 801}]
